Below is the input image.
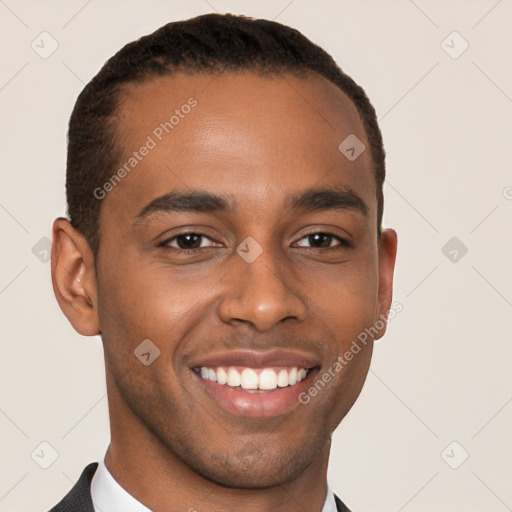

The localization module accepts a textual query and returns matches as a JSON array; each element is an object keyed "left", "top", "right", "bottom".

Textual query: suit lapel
[
  {"left": 48, "top": 462, "right": 98, "bottom": 512},
  {"left": 334, "top": 493, "right": 352, "bottom": 511}
]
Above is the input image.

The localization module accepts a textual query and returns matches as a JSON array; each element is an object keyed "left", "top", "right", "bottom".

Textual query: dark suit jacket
[{"left": 49, "top": 463, "right": 352, "bottom": 511}]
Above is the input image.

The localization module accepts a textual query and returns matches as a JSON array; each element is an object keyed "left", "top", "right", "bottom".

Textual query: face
[{"left": 66, "top": 72, "right": 396, "bottom": 488}]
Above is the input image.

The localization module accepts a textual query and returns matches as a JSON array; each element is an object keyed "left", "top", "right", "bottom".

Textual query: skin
[{"left": 51, "top": 71, "right": 397, "bottom": 512}]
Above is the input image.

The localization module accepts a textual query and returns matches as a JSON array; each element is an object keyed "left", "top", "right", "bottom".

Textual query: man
[{"left": 49, "top": 12, "right": 397, "bottom": 512}]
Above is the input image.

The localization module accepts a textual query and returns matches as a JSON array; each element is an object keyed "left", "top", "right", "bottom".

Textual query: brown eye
[
  {"left": 295, "top": 232, "right": 350, "bottom": 249},
  {"left": 175, "top": 234, "right": 202, "bottom": 249},
  {"left": 308, "top": 233, "right": 333, "bottom": 248},
  {"left": 161, "top": 233, "right": 217, "bottom": 250}
]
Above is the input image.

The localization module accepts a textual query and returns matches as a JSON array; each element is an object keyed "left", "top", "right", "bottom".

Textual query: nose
[{"left": 217, "top": 247, "right": 308, "bottom": 332}]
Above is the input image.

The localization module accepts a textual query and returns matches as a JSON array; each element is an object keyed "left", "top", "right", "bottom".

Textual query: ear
[
  {"left": 51, "top": 217, "right": 101, "bottom": 336},
  {"left": 374, "top": 228, "right": 398, "bottom": 340}
]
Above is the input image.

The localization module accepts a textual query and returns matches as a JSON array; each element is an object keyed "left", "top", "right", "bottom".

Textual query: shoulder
[{"left": 48, "top": 463, "right": 98, "bottom": 512}]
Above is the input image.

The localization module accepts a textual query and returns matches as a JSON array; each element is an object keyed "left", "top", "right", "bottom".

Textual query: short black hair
[{"left": 66, "top": 13, "right": 385, "bottom": 257}]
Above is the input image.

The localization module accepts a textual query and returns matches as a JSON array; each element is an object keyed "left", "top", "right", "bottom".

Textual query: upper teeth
[{"left": 198, "top": 366, "right": 309, "bottom": 390}]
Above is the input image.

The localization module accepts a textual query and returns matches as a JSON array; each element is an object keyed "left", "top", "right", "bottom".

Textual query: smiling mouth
[{"left": 193, "top": 365, "right": 314, "bottom": 392}]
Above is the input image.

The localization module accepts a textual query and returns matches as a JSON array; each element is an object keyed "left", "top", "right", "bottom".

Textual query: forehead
[{"left": 104, "top": 71, "right": 376, "bottom": 220}]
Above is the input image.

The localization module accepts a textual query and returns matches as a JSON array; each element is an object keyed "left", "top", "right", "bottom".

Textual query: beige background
[{"left": 1, "top": 1, "right": 511, "bottom": 511}]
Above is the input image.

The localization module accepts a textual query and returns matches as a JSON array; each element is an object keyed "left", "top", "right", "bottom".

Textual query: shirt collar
[
  {"left": 91, "top": 457, "right": 338, "bottom": 512},
  {"left": 323, "top": 482, "right": 339, "bottom": 512},
  {"left": 91, "top": 458, "right": 151, "bottom": 512}
]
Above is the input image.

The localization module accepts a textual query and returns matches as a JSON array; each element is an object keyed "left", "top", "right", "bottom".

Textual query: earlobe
[
  {"left": 51, "top": 217, "right": 101, "bottom": 336},
  {"left": 375, "top": 228, "right": 398, "bottom": 340}
]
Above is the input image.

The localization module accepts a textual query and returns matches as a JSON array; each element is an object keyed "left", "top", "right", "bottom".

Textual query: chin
[
  {"left": 177, "top": 439, "right": 320, "bottom": 489},
  {"left": 195, "top": 463, "right": 303, "bottom": 489}
]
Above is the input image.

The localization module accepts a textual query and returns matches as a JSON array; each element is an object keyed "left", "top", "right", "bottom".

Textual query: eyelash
[{"left": 159, "top": 230, "right": 353, "bottom": 251}]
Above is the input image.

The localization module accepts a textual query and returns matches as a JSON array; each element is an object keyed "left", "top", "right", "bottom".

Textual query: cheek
[
  {"left": 95, "top": 257, "right": 223, "bottom": 376},
  {"left": 310, "top": 258, "right": 379, "bottom": 335},
  {"left": 97, "top": 259, "right": 192, "bottom": 332}
]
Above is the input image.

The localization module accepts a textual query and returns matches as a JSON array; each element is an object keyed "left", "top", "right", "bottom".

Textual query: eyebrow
[
  {"left": 289, "top": 187, "right": 368, "bottom": 216},
  {"left": 134, "top": 191, "right": 230, "bottom": 221},
  {"left": 134, "top": 186, "right": 368, "bottom": 222}
]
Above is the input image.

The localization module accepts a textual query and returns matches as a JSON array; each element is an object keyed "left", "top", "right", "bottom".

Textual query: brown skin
[{"left": 51, "top": 72, "right": 397, "bottom": 512}]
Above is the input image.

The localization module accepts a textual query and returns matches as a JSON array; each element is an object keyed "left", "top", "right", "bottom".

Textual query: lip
[
  {"left": 192, "top": 365, "right": 320, "bottom": 418},
  {"left": 189, "top": 349, "right": 320, "bottom": 370}
]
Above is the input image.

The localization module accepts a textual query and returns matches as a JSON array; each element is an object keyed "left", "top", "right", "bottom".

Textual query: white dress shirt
[{"left": 91, "top": 457, "right": 338, "bottom": 512}]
